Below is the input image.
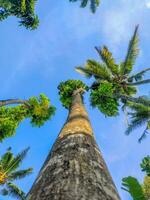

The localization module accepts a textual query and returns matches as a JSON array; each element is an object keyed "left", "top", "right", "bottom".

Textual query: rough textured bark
[{"left": 27, "top": 92, "right": 121, "bottom": 200}]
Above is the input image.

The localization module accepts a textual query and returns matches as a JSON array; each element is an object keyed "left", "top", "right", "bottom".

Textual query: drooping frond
[
  {"left": 140, "top": 156, "right": 150, "bottom": 176},
  {"left": 121, "top": 26, "right": 139, "bottom": 75},
  {"left": 125, "top": 103, "right": 150, "bottom": 140},
  {"left": 6, "top": 182, "right": 26, "bottom": 200},
  {"left": 138, "top": 126, "right": 149, "bottom": 143},
  {"left": 122, "top": 176, "right": 146, "bottom": 200},
  {"left": 69, "top": 0, "right": 100, "bottom": 13},
  {"left": 128, "top": 68, "right": 150, "bottom": 82},
  {"left": 95, "top": 46, "right": 119, "bottom": 75},
  {"left": 76, "top": 60, "right": 111, "bottom": 81}
]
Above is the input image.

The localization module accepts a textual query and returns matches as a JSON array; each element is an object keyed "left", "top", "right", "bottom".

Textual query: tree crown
[{"left": 58, "top": 80, "right": 88, "bottom": 109}]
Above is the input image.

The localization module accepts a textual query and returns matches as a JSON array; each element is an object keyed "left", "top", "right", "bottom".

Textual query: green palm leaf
[
  {"left": 95, "top": 46, "right": 119, "bottom": 75},
  {"left": 128, "top": 79, "right": 150, "bottom": 86},
  {"left": 121, "top": 26, "right": 139, "bottom": 75},
  {"left": 76, "top": 60, "right": 111, "bottom": 81},
  {"left": 5, "top": 148, "right": 29, "bottom": 174},
  {"left": 122, "top": 176, "right": 146, "bottom": 200},
  {"left": 128, "top": 68, "right": 150, "bottom": 82},
  {"left": 0, "top": 148, "right": 14, "bottom": 170},
  {"left": 9, "top": 168, "right": 33, "bottom": 180},
  {"left": 6, "top": 182, "right": 26, "bottom": 200}
]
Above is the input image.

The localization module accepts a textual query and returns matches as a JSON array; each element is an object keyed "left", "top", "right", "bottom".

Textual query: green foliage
[
  {"left": 0, "top": 0, "right": 39, "bottom": 29},
  {"left": 28, "top": 94, "right": 56, "bottom": 127},
  {"left": 90, "top": 81, "right": 119, "bottom": 116},
  {"left": 143, "top": 176, "right": 150, "bottom": 199},
  {"left": 122, "top": 156, "right": 150, "bottom": 200},
  {"left": 58, "top": 80, "right": 88, "bottom": 109},
  {"left": 122, "top": 176, "right": 146, "bottom": 200},
  {"left": 0, "top": 94, "right": 56, "bottom": 142},
  {"left": 0, "top": 148, "right": 32, "bottom": 200},
  {"left": 69, "top": 0, "right": 100, "bottom": 13},
  {"left": 141, "top": 156, "right": 150, "bottom": 176}
]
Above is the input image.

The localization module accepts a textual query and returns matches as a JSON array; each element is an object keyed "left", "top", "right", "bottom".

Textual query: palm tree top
[
  {"left": 0, "top": 147, "right": 33, "bottom": 200},
  {"left": 58, "top": 80, "right": 88, "bottom": 109}
]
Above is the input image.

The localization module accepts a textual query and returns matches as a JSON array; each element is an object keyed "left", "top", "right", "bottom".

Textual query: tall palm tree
[
  {"left": 69, "top": 0, "right": 100, "bottom": 13},
  {"left": 122, "top": 156, "right": 150, "bottom": 200},
  {"left": 27, "top": 80, "right": 121, "bottom": 200},
  {"left": 0, "top": 147, "right": 33, "bottom": 200},
  {"left": 76, "top": 26, "right": 150, "bottom": 116}
]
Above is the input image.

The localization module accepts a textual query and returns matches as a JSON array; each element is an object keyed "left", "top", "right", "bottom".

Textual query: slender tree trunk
[{"left": 27, "top": 92, "right": 121, "bottom": 200}]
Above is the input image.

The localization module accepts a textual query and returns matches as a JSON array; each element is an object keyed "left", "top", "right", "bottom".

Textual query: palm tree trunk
[{"left": 27, "top": 91, "right": 121, "bottom": 200}]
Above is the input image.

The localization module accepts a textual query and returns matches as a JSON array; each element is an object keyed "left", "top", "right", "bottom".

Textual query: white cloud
[{"left": 145, "top": 0, "right": 150, "bottom": 8}]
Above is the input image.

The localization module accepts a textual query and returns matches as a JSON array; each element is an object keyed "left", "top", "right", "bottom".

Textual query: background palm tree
[
  {"left": 0, "top": 147, "right": 33, "bottom": 200},
  {"left": 122, "top": 156, "right": 150, "bottom": 200}
]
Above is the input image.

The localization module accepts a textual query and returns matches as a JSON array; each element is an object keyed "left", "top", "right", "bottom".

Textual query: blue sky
[{"left": 0, "top": 0, "right": 150, "bottom": 199}]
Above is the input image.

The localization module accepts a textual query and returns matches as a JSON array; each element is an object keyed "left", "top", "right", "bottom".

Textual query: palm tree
[
  {"left": 122, "top": 156, "right": 150, "bottom": 200},
  {"left": 76, "top": 26, "right": 150, "bottom": 116},
  {"left": 0, "top": 0, "right": 39, "bottom": 29},
  {"left": 0, "top": 147, "right": 33, "bottom": 200},
  {"left": 0, "top": 94, "right": 56, "bottom": 142},
  {"left": 27, "top": 80, "right": 120, "bottom": 200},
  {"left": 125, "top": 99, "right": 150, "bottom": 142},
  {"left": 69, "top": 0, "right": 100, "bottom": 13}
]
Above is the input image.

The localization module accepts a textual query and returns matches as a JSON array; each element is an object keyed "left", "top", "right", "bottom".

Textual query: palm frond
[
  {"left": 125, "top": 117, "right": 148, "bottom": 135},
  {"left": 121, "top": 26, "right": 139, "bottom": 75},
  {"left": 6, "top": 148, "right": 30, "bottom": 174},
  {"left": 95, "top": 46, "right": 119, "bottom": 75},
  {"left": 128, "top": 68, "right": 150, "bottom": 82},
  {"left": 122, "top": 176, "right": 146, "bottom": 200},
  {"left": 125, "top": 102, "right": 150, "bottom": 136},
  {"left": 128, "top": 79, "right": 150, "bottom": 86},
  {"left": 9, "top": 168, "right": 33, "bottom": 180},
  {"left": 75, "top": 66, "right": 93, "bottom": 78},
  {"left": 75, "top": 60, "right": 111, "bottom": 81},
  {"left": 6, "top": 182, "right": 26, "bottom": 200},
  {"left": 138, "top": 126, "right": 149, "bottom": 143},
  {"left": 0, "top": 149, "right": 14, "bottom": 171}
]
